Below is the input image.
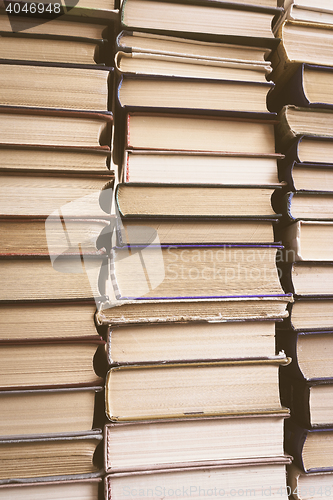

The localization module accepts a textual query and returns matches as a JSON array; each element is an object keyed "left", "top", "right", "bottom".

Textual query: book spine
[
  {"left": 278, "top": 160, "right": 296, "bottom": 190},
  {"left": 278, "top": 262, "right": 295, "bottom": 294},
  {"left": 276, "top": 329, "right": 305, "bottom": 380},
  {"left": 268, "top": 64, "right": 308, "bottom": 112},
  {"left": 275, "top": 107, "right": 298, "bottom": 150},
  {"left": 284, "top": 420, "right": 308, "bottom": 472},
  {"left": 279, "top": 375, "right": 311, "bottom": 428}
]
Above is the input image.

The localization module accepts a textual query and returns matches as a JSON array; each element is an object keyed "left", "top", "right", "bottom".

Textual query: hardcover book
[
  {"left": 268, "top": 64, "right": 333, "bottom": 111},
  {"left": 279, "top": 220, "right": 333, "bottom": 261},
  {"left": 276, "top": 329, "right": 333, "bottom": 381},
  {"left": 0, "top": 144, "right": 112, "bottom": 172},
  {"left": 104, "top": 412, "right": 289, "bottom": 472},
  {"left": 270, "top": 21, "right": 333, "bottom": 84},
  {"left": 0, "top": 477, "right": 102, "bottom": 500},
  {"left": 286, "top": 297, "right": 333, "bottom": 331},
  {"left": 0, "top": 62, "right": 111, "bottom": 111},
  {"left": 287, "top": 464, "right": 333, "bottom": 500},
  {"left": 115, "top": 50, "right": 271, "bottom": 82},
  {"left": 0, "top": 300, "right": 100, "bottom": 340},
  {"left": 96, "top": 295, "right": 292, "bottom": 326},
  {"left": 278, "top": 161, "right": 333, "bottom": 192},
  {"left": 117, "top": 74, "right": 273, "bottom": 113},
  {"left": 120, "top": 0, "right": 280, "bottom": 40},
  {"left": 116, "top": 30, "right": 272, "bottom": 63},
  {"left": 0, "top": 338, "right": 106, "bottom": 389},
  {"left": 110, "top": 243, "right": 285, "bottom": 300},
  {"left": 115, "top": 184, "right": 279, "bottom": 218},
  {"left": 0, "top": 254, "right": 109, "bottom": 301},
  {"left": 0, "top": 33, "right": 109, "bottom": 66},
  {"left": 280, "top": 135, "right": 333, "bottom": 165},
  {"left": 121, "top": 112, "right": 277, "bottom": 159},
  {"left": 276, "top": 106, "right": 333, "bottom": 150},
  {"left": 280, "top": 375, "right": 333, "bottom": 428},
  {"left": 0, "top": 106, "right": 113, "bottom": 148},
  {"left": 0, "top": 430, "right": 103, "bottom": 481},
  {"left": 285, "top": 420, "right": 333, "bottom": 473},
  {"left": 0, "top": 169, "right": 114, "bottom": 217},
  {"left": 122, "top": 150, "right": 281, "bottom": 185},
  {"left": 106, "top": 320, "right": 278, "bottom": 364},
  {"left": 0, "top": 386, "right": 103, "bottom": 437},
  {"left": 279, "top": 191, "right": 333, "bottom": 221},
  {"left": 105, "top": 355, "right": 290, "bottom": 421},
  {"left": 280, "top": 262, "right": 333, "bottom": 296},
  {"left": 116, "top": 217, "right": 279, "bottom": 245},
  {"left": 105, "top": 461, "right": 291, "bottom": 500},
  {"left": 0, "top": 13, "right": 110, "bottom": 39}
]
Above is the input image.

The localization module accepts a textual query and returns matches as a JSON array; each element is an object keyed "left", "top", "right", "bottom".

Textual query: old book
[
  {"left": 276, "top": 329, "right": 333, "bottom": 381},
  {"left": 116, "top": 51, "right": 271, "bottom": 82},
  {"left": 288, "top": 298, "right": 333, "bottom": 331},
  {"left": 105, "top": 412, "right": 289, "bottom": 472},
  {"left": 288, "top": 464, "right": 333, "bottom": 500},
  {"left": 124, "top": 112, "right": 276, "bottom": 154},
  {"left": 117, "top": 30, "right": 272, "bottom": 63},
  {"left": 282, "top": 135, "right": 333, "bottom": 165},
  {"left": 280, "top": 376, "right": 333, "bottom": 427},
  {"left": 0, "top": 34, "right": 108, "bottom": 66},
  {"left": 106, "top": 320, "right": 278, "bottom": 365},
  {"left": 0, "top": 478, "right": 102, "bottom": 500},
  {"left": 270, "top": 21, "right": 333, "bottom": 84},
  {"left": 281, "top": 262, "right": 333, "bottom": 296},
  {"left": 110, "top": 244, "right": 284, "bottom": 300},
  {"left": 0, "top": 301, "right": 100, "bottom": 340},
  {"left": 122, "top": 151, "right": 281, "bottom": 185},
  {"left": 280, "top": 191, "right": 333, "bottom": 221},
  {"left": 105, "top": 461, "right": 291, "bottom": 500},
  {"left": 0, "top": 106, "right": 112, "bottom": 148},
  {"left": 279, "top": 162, "right": 333, "bottom": 192},
  {"left": 280, "top": 0, "right": 333, "bottom": 9},
  {"left": 0, "top": 217, "right": 111, "bottom": 256},
  {"left": 0, "top": 63, "right": 110, "bottom": 111},
  {"left": 0, "top": 338, "right": 105, "bottom": 388},
  {"left": 0, "top": 170, "right": 113, "bottom": 217},
  {"left": 0, "top": 254, "right": 109, "bottom": 301},
  {"left": 117, "top": 75, "right": 273, "bottom": 113},
  {"left": 115, "top": 184, "right": 278, "bottom": 218},
  {"left": 0, "top": 430, "right": 102, "bottom": 480},
  {"left": 120, "top": 0, "right": 279, "bottom": 39},
  {"left": 0, "top": 13, "right": 110, "bottom": 39},
  {"left": 0, "top": 144, "right": 111, "bottom": 172},
  {"left": 0, "top": 386, "right": 103, "bottom": 437},
  {"left": 117, "top": 218, "right": 278, "bottom": 245},
  {"left": 96, "top": 296, "right": 292, "bottom": 326},
  {"left": 280, "top": 221, "right": 333, "bottom": 261},
  {"left": 274, "top": 3, "right": 333, "bottom": 33},
  {"left": 269, "top": 64, "right": 333, "bottom": 112},
  {"left": 285, "top": 420, "right": 333, "bottom": 473},
  {"left": 276, "top": 106, "right": 333, "bottom": 150},
  {"left": 105, "top": 355, "right": 290, "bottom": 420}
]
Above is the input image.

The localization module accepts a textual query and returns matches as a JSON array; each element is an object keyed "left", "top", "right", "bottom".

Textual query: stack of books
[
  {"left": 99, "top": 0, "right": 294, "bottom": 497},
  {"left": 269, "top": 1, "right": 333, "bottom": 497},
  {"left": 0, "top": 3, "right": 117, "bottom": 497}
]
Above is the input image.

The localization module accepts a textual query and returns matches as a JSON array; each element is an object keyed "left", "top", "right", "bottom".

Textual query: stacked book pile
[
  {"left": 98, "top": 0, "right": 294, "bottom": 497},
  {"left": 269, "top": 0, "right": 333, "bottom": 497},
  {"left": 0, "top": 2, "right": 117, "bottom": 497}
]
